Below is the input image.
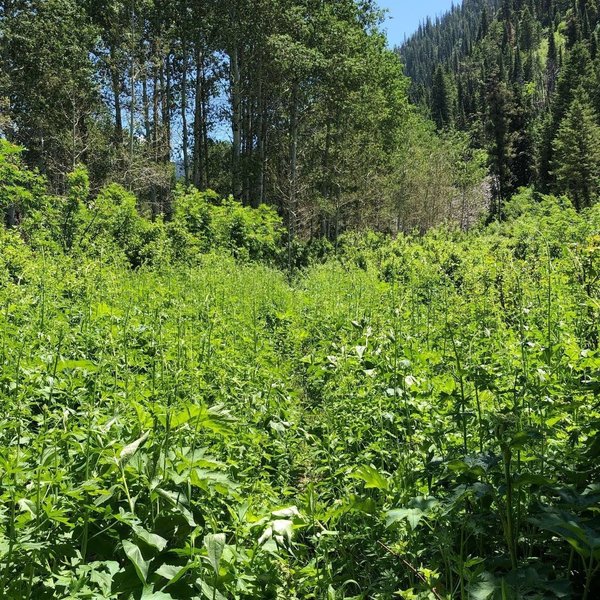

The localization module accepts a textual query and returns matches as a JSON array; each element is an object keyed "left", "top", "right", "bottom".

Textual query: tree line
[
  {"left": 0, "top": 0, "right": 489, "bottom": 237},
  {"left": 401, "top": 0, "right": 600, "bottom": 213}
]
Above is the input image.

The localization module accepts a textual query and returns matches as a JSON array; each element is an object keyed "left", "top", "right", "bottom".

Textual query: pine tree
[
  {"left": 552, "top": 87, "right": 600, "bottom": 209},
  {"left": 540, "top": 42, "right": 593, "bottom": 186},
  {"left": 485, "top": 65, "right": 514, "bottom": 211},
  {"left": 565, "top": 4, "right": 582, "bottom": 48},
  {"left": 513, "top": 46, "right": 524, "bottom": 82},
  {"left": 431, "top": 65, "right": 452, "bottom": 129},
  {"left": 547, "top": 24, "right": 558, "bottom": 96}
]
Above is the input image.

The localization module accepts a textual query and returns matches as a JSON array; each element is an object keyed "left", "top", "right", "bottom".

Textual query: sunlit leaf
[
  {"left": 350, "top": 465, "right": 389, "bottom": 491},
  {"left": 123, "top": 540, "right": 149, "bottom": 583}
]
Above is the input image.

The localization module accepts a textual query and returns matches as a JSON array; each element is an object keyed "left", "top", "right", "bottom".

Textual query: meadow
[{"left": 0, "top": 190, "right": 599, "bottom": 599}]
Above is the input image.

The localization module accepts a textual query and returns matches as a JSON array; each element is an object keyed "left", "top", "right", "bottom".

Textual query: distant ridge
[{"left": 398, "top": 0, "right": 600, "bottom": 208}]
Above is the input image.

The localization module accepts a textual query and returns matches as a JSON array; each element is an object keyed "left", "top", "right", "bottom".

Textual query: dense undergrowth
[{"left": 1, "top": 143, "right": 600, "bottom": 598}]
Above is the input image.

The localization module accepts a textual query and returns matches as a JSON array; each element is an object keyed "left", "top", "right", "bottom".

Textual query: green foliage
[
  {"left": 1, "top": 2, "right": 600, "bottom": 597},
  {"left": 0, "top": 188, "right": 599, "bottom": 598},
  {"left": 90, "top": 183, "right": 156, "bottom": 267},
  {"left": 402, "top": 0, "right": 600, "bottom": 211},
  {"left": 431, "top": 65, "right": 453, "bottom": 129},
  {"left": 0, "top": 0, "right": 103, "bottom": 182},
  {"left": 170, "top": 187, "right": 284, "bottom": 264},
  {"left": 552, "top": 88, "right": 600, "bottom": 210},
  {"left": 61, "top": 165, "right": 90, "bottom": 252},
  {"left": 0, "top": 226, "right": 33, "bottom": 284},
  {"left": 389, "top": 114, "right": 489, "bottom": 231},
  {"left": 0, "top": 144, "right": 287, "bottom": 269},
  {"left": 0, "top": 139, "right": 46, "bottom": 226},
  {"left": 0, "top": 0, "right": 422, "bottom": 235}
]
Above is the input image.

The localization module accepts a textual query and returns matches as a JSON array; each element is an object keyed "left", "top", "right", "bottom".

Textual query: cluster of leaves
[
  {"left": 1, "top": 150, "right": 600, "bottom": 598},
  {"left": 287, "top": 189, "right": 600, "bottom": 598},
  {"left": 168, "top": 187, "right": 284, "bottom": 264},
  {"left": 0, "top": 254, "right": 305, "bottom": 599},
  {"left": 0, "top": 142, "right": 285, "bottom": 273}
]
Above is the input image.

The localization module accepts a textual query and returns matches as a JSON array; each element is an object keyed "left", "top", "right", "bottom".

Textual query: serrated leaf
[{"left": 386, "top": 508, "right": 425, "bottom": 530}]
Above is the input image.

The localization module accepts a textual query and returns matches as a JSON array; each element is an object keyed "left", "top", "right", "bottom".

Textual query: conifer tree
[
  {"left": 485, "top": 64, "right": 514, "bottom": 211},
  {"left": 431, "top": 65, "right": 452, "bottom": 129},
  {"left": 547, "top": 25, "right": 558, "bottom": 94},
  {"left": 552, "top": 87, "right": 600, "bottom": 209}
]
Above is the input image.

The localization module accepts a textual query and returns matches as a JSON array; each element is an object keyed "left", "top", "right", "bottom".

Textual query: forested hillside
[{"left": 401, "top": 0, "right": 600, "bottom": 213}]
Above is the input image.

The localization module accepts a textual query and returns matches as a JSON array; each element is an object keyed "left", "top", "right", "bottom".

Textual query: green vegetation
[
  {"left": 0, "top": 0, "right": 492, "bottom": 236},
  {"left": 0, "top": 138, "right": 599, "bottom": 598},
  {"left": 2, "top": 1, "right": 600, "bottom": 598},
  {"left": 402, "top": 0, "right": 600, "bottom": 212}
]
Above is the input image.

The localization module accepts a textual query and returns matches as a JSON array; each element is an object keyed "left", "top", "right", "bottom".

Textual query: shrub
[
  {"left": 0, "top": 139, "right": 47, "bottom": 227},
  {"left": 171, "top": 186, "right": 284, "bottom": 263},
  {"left": 0, "top": 226, "right": 32, "bottom": 284}
]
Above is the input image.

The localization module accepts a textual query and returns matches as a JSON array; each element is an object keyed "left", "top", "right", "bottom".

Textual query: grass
[{"left": 0, "top": 194, "right": 599, "bottom": 599}]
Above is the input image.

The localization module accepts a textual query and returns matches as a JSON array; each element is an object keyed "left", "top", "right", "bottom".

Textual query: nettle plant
[{"left": 0, "top": 184, "right": 599, "bottom": 599}]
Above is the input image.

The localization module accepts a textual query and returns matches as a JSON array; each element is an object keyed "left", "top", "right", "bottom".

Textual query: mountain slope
[{"left": 400, "top": 0, "right": 600, "bottom": 211}]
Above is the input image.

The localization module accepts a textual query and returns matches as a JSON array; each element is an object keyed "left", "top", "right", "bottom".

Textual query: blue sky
[{"left": 377, "top": 0, "right": 457, "bottom": 46}]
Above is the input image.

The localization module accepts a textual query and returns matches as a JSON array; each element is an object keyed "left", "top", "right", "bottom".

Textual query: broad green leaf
[
  {"left": 272, "top": 506, "right": 300, "bottom": 518},
  {"left": 387, "top": 497, "right": 439, "bottom": 529},
  {"left": 57, "top": 359, "right": 98, "bottom": 372},
  {"left": 167, "top": 404, "right": 234, "bottom": 435},
  {"left": 350, "top": 465, "right": 389, "bottom": 491},
  {"left": 190, "top": 468, "right": 236, "bottom": 494},
  {"left": 141, "top": 585, "right": 175, "bottom": 599},
  {"left": 513, "top": 473, "right": 552, "bottom": 489},
  {"left": 18, "top": 499, "right": 37, "bottom": 518},
  {"left": 154, "top": 488, "right": 196, "bottom": 527},
  {"left": 141, "top": 586, "right": 175, "bottom": 599},
  {"left": 133, "top": 525, "right": 168, "bottom": 552},
  {"left": 532, "top": 511, "right": 600, "bottom": 559},
  {"left": 386, "top": 508, "right": 425, "bottom": 530},
  {"left": 119, "top": 432, "right": 150, "bottom": 464},
  {"left": 199, "top": 580, "right": 227, "bottom": 600},
  {"left": 258, "top": 519, "right": 295, "bottom": 546},
  {"left": 155, "top": 564, "right": 191, "bottom": 587},
  {"left": 468, "top": 572, "right": 497, "bottom": 600},
  {"left": 204, "top": 533, "right": 225, "bottom": 575},
  {"left": 123, "top": 540, "right": 150, "bottom": 583}
]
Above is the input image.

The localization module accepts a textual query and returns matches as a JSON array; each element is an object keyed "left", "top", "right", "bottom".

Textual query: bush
[
  {"left": 89, "top": 183, "right": 160, "bottom": 267},
  {"left": 171, "top": 186, "right": 284, "bottom": 264},
  {"left": 0, "top": 139, "right": 47, "bottom": 227},
  {"left": 0, "top": 226, "right": 33, "bottom": 284}
]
